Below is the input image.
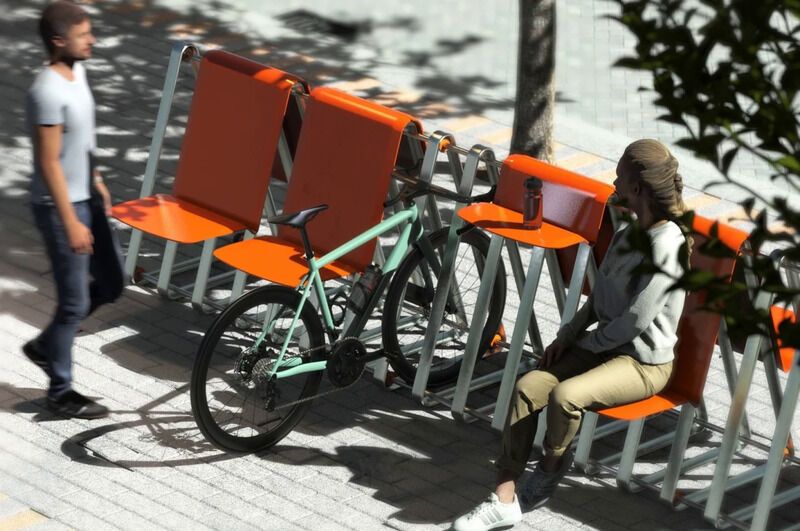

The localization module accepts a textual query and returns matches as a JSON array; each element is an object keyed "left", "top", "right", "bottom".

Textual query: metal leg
[
  {"left": 616, "top": 418, "right": 645, "bottom": 491},
  {"left": 574, "top": 411, "right": 598, "bottom": 472},
  {"left": 369, "top": 358, "right": 389, "bottom": 384},
  {"left": 704, "top": 291, "right": 770, "bottom": 524},
  {"left": 415, "top": 132, "right": 451, "bottom": 232},
  {"left": 411, "top": 225, "right": 459, "bottom": 398},
  {"left": 585, "top": 254, "right": 598, "bottom": 291},
  {"left": 762, "top": 346, "right": 786, "bottom": 423},
  {"left": 533, "top": 406, "right": 547, "bottom": 452},
  {"left": 124, "top": 229, "right": 143, "bottom": 279},
  {"left": 717, "top": 319, "right": 752, "bottom": 439},
  {"left": 562, "top": 244, "right": 591, "bottom": 323},
  {"left": 750, "top": 350, "right": 800, "bottom": 531},
  {"left": 156, "top": 241, "right": 179, "bottom": 298},
  {"left": 450, "top": 234, "right": 504, "bottom": 417},
  {"left": 491, "top": 247, "right": 546, "bottom": 431},
  {"left": 411, "top": 146, "right": 487, "bottom": 400},
  {"left": 123, "top": 44, "right": 198, "bottom": 281},
  {"left": 660, "top": 405, "right": 696, "bottom": 504},
  {"left": 545, "top": 248, "right": 566, "bottom": 316},
  {"left": 229, "top": 231, "right": 254, "bottom": 303},
  {"left": 190, "top": 238, "right": 216, "bottom": 311},
  {"left": 505, "top": 240, "right": 543, "bottom": 354}
]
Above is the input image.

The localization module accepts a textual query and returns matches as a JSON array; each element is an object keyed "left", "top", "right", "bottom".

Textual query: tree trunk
[{"left": 511, "top": 0, "right": 556, "bottom": 163}]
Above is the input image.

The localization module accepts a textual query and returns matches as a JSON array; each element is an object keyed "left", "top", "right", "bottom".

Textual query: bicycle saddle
[{"left": 268, "top": 204, "right": 329, "bottom": 229}]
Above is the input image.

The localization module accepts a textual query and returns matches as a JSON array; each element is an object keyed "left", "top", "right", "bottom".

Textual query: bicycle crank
[{"left": 327, "top": 337, "right": 368, "bottom": 387}]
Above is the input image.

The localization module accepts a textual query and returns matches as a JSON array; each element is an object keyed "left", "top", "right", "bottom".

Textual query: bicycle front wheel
[
  {"left": 381, "top": 227, "right": 506, "bottom": 387},
  {"left": 191, "top": 285, "right": 325, "bottom": 452}
]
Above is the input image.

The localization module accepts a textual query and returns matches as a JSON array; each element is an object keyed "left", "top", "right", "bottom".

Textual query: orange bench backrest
[
  {"left": 495, "top": 155, "right": 615, "bottom": 244},
  {"left": 279, "top": 87, "right": 421, "bottom": 272},
  {"left": 669, "top": 215, "right": 749, "bottom": 406},
  {"left": 173, "top": 50, "right": 297, "bottom": 232}
]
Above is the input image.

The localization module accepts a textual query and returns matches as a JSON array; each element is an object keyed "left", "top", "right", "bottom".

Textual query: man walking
[{"left": 24, "top": 0, "right": 123, "bottom": 419}]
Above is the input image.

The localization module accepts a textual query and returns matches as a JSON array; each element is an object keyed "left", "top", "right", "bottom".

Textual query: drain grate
[{"left": 277, "top": 9, "right": 370, "bottom": 41}]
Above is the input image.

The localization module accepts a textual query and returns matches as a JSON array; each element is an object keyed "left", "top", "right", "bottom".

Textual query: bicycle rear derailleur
[{"left": 327, "top": 337, "right": 367, "bottom": 388}]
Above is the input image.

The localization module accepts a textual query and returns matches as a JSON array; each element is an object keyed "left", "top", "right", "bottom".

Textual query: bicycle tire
[
  {"left": 381, "top": 226, "right": 506, "bottom": 387},
  {"left": 191, "top": 285, "right": 325, "bottom": 452}
]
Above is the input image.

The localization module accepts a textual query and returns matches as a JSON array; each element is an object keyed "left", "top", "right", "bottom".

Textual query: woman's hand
[{"left": 540, "top": 339, "right": 567, "bottom": 369}]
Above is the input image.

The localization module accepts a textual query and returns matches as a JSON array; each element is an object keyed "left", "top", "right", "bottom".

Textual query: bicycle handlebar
[{"left": 384, "top": 175, "right": 496, "bottom": 208}]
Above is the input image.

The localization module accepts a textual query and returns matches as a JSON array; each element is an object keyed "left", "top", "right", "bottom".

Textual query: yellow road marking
[
  {"left": 441, "top": 115, "right": 491, "bottom": 133},
  {"left": 0, "top": 509, "right": 48, "bottom": 531},
  {"left": 588, "top": 168, "right": 618, "bottom": 184},
  {"left": 555, "top": 152, "right": 602, "bottom": 171},
  {"left": 685, "top": 193, "right": 722, "bottom": 211},
  {"left": 479, "top": 128, "right": 512, "bottom": 145}
]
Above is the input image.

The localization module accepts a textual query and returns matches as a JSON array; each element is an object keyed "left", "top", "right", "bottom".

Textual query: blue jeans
[{"left": 31, "top": 196, "right": 124, "bottom": 399}]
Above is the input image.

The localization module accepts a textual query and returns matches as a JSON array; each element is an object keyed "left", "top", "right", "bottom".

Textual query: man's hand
[
  {"left": 94, "top": 177, "right": 112, "bottom": 216},
  {"left": 66, "top": 219, "right": 93, "bottom": 254},
  {"left": 540, "top": 339, "right": 567, "bottom": 369}
]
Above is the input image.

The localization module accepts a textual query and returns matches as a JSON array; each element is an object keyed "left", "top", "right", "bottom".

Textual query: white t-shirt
[{"left": 27, "top": 62, "right": 96, "bottom": 204}]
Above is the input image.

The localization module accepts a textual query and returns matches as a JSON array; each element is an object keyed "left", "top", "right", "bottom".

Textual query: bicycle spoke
[
  {"left": 192, "top": 286, "right": 325, "bottom": 452},
  {"left": 382, "top": 228, "right": 506, "bottom": 386}
]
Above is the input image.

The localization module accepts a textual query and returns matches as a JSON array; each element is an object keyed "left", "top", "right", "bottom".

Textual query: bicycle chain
[{"left": 262, "top": 336, "right": 369, "bottom": 412}]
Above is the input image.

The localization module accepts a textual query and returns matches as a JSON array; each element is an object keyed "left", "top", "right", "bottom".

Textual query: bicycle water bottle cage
[{"left": 268, "top": 204, "right": 329, "bottom": 229}]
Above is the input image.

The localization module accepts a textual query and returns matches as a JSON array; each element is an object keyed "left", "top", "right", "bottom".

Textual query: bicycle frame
[{"left": 256, "top": 203, "right": 424, "bottom": 380}]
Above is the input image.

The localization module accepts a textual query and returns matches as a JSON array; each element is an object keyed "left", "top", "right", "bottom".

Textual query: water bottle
[
  {"left": 523, "top": 177, "right": 543, "bottom": 229},
  {"left": 347, "top": 264, "right": 381, "bottom": 313}
]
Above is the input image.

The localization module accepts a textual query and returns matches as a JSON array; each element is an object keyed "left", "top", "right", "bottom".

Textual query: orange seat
[
  {"left": 111, "top": 194, "right": 244, "bottom": 244},
  {"left": 213, "top": 236, "right": 356, "bottom": 287},
  {"left": 600, "top": 215, "right": 749, "bottom": 420},
  {"left": 451, "top": 154, "right": 616, "bottom": 430},
  {"left": 458, "top": 203, "right": 587, "bottom": 249},
  {"left": 458, "top": 154, "right": 614, "bottom": 248},
  {"left": 597, "top": 392, "right": 686, "bottom": 420},
  {"left": 112, "top": 50, "right": 298, "bottom": 242},
  {"left": 214, "top": 86, "right": 422, "bottom": 287},
  {"left": 574, "top": 215, "right": 751, "bottom": 499}
]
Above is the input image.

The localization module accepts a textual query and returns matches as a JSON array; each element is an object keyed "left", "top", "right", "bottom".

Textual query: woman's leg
[
  {"left": 494, "top": 347, "right": 608, "bottom": 500},
  {"left": 544, "top": 354, "right": 674, "bottom": 460}
]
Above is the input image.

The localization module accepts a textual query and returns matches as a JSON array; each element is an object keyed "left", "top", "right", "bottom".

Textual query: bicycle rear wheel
[
  {"left": 191, "top": 285, "right": 325, "bottom": 452},
  {"left": 381, "top": 227, "right": 506, "bottom": 387}
]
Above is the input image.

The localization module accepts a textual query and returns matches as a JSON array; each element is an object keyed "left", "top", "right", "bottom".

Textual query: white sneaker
[{"left": 453, "top": 493, "right": 522, "bottom": 531}]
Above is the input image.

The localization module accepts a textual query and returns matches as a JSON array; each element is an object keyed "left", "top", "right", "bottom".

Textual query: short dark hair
[{"left": 39, "top": 1, "right": 89, "bottom": 55}]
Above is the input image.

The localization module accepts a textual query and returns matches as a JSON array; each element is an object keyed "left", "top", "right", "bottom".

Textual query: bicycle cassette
[{"left": 327, "top": 337, "right": 367, "bottom": 388}]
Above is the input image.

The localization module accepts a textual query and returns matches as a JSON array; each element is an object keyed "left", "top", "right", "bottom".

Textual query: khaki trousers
[{"left": 496, "top": 348, "right": 674, "bottom": 477}]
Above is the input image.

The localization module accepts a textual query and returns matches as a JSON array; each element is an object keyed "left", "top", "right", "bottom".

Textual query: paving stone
[{"left": 57, "top": 509, "right": 120, "bottom": 530}]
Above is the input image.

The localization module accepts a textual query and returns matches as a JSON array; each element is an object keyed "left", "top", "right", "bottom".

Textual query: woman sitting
[{"left": 453, "top": 139, "right": 691, "bottom": 531}]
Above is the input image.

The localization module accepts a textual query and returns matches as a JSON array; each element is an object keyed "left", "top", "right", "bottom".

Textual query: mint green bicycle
[{"left": 190, "top": 178, "right": 506, "bottom": 452}]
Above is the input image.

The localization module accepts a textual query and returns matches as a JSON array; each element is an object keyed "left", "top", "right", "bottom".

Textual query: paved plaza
[{"left": 0, "top": 1, "right": 798, "bottom": 529}]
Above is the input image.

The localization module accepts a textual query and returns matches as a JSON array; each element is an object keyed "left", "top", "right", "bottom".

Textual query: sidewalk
[{"left": 1, "top": 1, "right": 798, "bottom": 530}]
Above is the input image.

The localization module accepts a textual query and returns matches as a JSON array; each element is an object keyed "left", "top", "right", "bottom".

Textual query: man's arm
[
  {"left": 89, "top": 153, "right": 112, "bottom": 215},
  {"left": 37, "top": 124, "right": 93, "bottom": 254}
]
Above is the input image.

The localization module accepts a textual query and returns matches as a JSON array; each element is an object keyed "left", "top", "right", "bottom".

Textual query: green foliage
[{"left": 610, "top": 0, "right": 800, "bottom": 349}]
